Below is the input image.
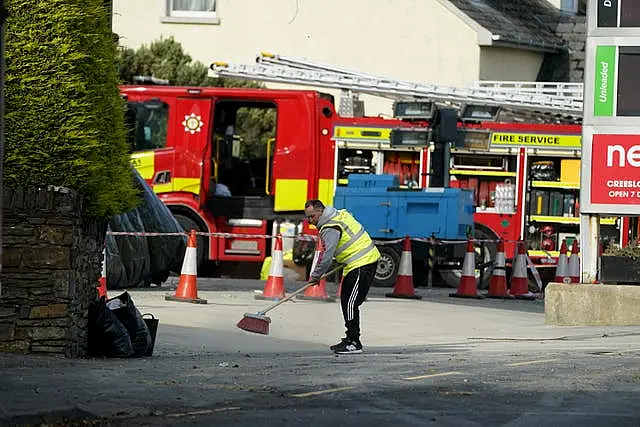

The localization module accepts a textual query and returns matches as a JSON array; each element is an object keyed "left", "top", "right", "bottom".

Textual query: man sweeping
[{"left": 304, "top": 199, "right": 380, "bottom": 354}]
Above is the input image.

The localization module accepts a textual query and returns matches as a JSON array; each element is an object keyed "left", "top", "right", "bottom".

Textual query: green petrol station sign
[{"left": 593, "top": 45, "right": 616, "bottom": 117}]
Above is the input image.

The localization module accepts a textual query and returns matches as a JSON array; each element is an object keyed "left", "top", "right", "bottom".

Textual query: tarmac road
[
  {"left": 124, "top": 347, "right": 640, "bottom": 427},
  {"left": 2, "top": 280, "right": 640, "bottom": 427},
  {"left": 7, "top": 340, "right": 640, "bottom": 427}
]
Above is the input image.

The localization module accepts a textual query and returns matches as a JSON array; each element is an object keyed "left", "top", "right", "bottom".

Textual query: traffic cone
[
  {"left": 450, "top": 239, "right": 483, "bottom": 299},
  {"left": 165, "top": 230, "right": 207, "bottom": 304},
  {"left": 509, "top": 241, "right": 535, "bottom": 300},
  {"left": 336, "top": 277, "right": 343, "bottom": 298},
  {"left": 554, "top": 239, "right": 570, "bottom": 284},
  {"left": 386, "top": 236, "right": 422, "bottom": 299},
  {"left": 255, "top": 235, "right": 286, "bottom": 300},
  {"left": 486, "top": 239, "right": 511, "bottom": 298},
  {"left": 96, "top": 247, "right": 107, "bottom": 298},
  {"left": 568, "top": 240, "right": 580, "bottom": 283},
  {"left": 298, "top": 238, "right": 336, "bottom": 302}
]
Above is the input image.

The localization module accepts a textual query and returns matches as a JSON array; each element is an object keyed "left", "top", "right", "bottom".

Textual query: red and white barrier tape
[
  {"left": 526, "top": 255, "right": 544, "bottom": 290},
  {"left": 107, "top": 231, "right": 187, "bottom": 237},
  {"left": 193, "top": 232, "right": 318, "bottom": 241},
  {"left": 107, "top": 230, "right": 318, "bottom": 241},
  {"left": 105, "top": 231, "right": 569, "bottom": 256}
]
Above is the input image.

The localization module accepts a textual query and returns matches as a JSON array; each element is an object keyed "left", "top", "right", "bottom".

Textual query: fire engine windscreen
[
  {"left": 106, "top": 168, "right": 187, "bottom": 289},
  {"left": 125, "top": 99, "right": 169, "bottom": 151}
]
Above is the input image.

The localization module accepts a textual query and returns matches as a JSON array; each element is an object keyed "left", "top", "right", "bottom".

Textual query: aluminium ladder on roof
[
  {"left": 254, "top": 52, "right": 585, "bottom": 110},
  {"left": 258, "top": 51, "right": 381, "bottom": 79},
  {"left": 470, "top": 81, "right": 584, "bottom": 101},
  {"left": 258, "top": 51, "right": 428, "bottom": 117},
  {"left": 210, "top": 60, "right": 584, "bottom": 117},
  {"left": 258, "top": 52, "right": 586, "bottom": 100}
]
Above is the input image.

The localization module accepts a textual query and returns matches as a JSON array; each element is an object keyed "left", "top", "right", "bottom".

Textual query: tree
[
  {"left": 116, "top": 36, "right": 215, "bottom": 87},
  {"left": 5, "top": 0, "right": 139, "bottom": 218},
  {"left": 115, "top": 36, "right": 262, "bottom": 89},
  {"left": 116, "top": 37, "right": 276, "bottom": 158}
]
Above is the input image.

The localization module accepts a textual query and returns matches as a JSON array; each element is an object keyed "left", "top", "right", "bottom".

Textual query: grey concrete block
[{"left": 545, "top": 283, "right": 640, "bottom": 326}]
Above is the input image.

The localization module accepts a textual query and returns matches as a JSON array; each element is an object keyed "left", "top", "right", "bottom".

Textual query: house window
[
  {"left": 169, "top": 0, "right": 217, "bottom": 19},
  {"left": 560, "top": 0, "right": 585, "bottom": 15}
]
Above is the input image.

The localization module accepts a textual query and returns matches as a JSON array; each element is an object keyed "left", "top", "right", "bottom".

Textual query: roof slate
[{"left": 447, "top": 0, "right": 566, "bottom": 51}]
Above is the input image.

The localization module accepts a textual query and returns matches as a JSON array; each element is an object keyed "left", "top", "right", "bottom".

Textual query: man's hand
[{"left": 308, "top": 279, "right": 320, "bottom": 287}]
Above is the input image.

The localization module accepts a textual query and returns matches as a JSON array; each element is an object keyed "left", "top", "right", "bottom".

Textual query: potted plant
[{"left": 600, "top": 244, "right": 640, "bottom": 285}]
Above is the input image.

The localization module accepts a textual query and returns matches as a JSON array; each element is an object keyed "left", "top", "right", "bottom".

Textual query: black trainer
[
  {"left": 332, "top": 339, "right": 363, "bottom": 354},
  {"left": 329, "top": 338, "right": 349, "bottom": 351}
]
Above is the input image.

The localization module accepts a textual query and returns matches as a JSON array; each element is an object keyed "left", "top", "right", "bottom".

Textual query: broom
[{"left": 237, "top": 265, "right": 342, "bottom": 335}]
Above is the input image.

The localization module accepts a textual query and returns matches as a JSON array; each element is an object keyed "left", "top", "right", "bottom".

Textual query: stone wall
[{"left": 0, "top": 187, "right": 106, "bottom": 358}]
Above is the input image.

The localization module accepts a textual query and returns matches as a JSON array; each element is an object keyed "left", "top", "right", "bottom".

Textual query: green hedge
[{"left": 5, "top": 0, "right": 139, "bottom": 217}]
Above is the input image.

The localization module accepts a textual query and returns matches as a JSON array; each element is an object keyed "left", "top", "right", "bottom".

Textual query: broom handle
[{"left": 258, "top": 265, "right": 343, "bottom": 315}]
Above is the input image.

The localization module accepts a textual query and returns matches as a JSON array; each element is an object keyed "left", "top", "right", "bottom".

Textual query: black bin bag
[
  {"left": 106, "top": 291, "right": 152, "bottom": 357},
  {"left": 88, "top": 297, "right": 134, "bottom": 358}
]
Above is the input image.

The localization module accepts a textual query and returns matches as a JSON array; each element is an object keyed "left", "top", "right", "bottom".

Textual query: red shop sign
[{"left": 591, "top": 134, "right": 640, "bottom": 205}]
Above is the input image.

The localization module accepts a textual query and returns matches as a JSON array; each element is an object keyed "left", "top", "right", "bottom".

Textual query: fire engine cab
[{"left": 124, "top": 85, "right": 346, "bottom": 270}]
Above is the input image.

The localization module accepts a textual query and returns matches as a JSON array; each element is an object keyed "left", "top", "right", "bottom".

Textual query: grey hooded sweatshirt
[{"left": 309, "top": 206, "right": 342, "bottom": 281}]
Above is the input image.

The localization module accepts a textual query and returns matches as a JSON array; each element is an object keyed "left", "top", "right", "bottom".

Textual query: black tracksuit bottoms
[{"left": 340, "top": 261, "right": 378, "bottom": 342}]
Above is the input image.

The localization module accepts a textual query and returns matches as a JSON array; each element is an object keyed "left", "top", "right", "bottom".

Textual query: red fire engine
[{"left": 122, "top": 53, "right": 633, "bottom": 288}]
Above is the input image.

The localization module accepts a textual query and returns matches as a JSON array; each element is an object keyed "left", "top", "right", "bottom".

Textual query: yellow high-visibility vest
[{"left": 320, "top": 209, "right": 380, "bottom": 276}]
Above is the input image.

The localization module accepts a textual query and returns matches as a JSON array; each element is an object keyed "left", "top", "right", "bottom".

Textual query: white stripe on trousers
[{"left": 346, "top": 268, "right": 361, "bottom": 321}]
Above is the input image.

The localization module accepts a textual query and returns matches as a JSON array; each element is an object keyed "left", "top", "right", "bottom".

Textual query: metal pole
[
  {"left": 580, "top": 213, "right": 600, "bottom": 284},
  {"left": 0, "top": 0, "right": 6, "bottom": 297},
  {"left": 443, "top": 142, "right": 451, "bottom": 187},
  {"left": 427, "top": 237, "right": 434, "bottom": 289}
]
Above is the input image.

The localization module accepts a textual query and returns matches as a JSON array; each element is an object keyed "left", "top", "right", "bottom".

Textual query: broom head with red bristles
[
  {"left": 237, "top": 312, "right": 272, "bottom": 335},
  {"left": 236, "top": 265, "right": 343, "bottom": 336}
]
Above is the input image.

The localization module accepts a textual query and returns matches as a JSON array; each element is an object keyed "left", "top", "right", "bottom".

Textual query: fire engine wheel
[
  {"left": 439, "top": 226, "right": 497, "bottom": 290},
  {"left": 373, "top": 245, "right": 400, "bottom": 287},
  {"left": 174, "top": 214, "right": 209, "bottom": 274}
]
